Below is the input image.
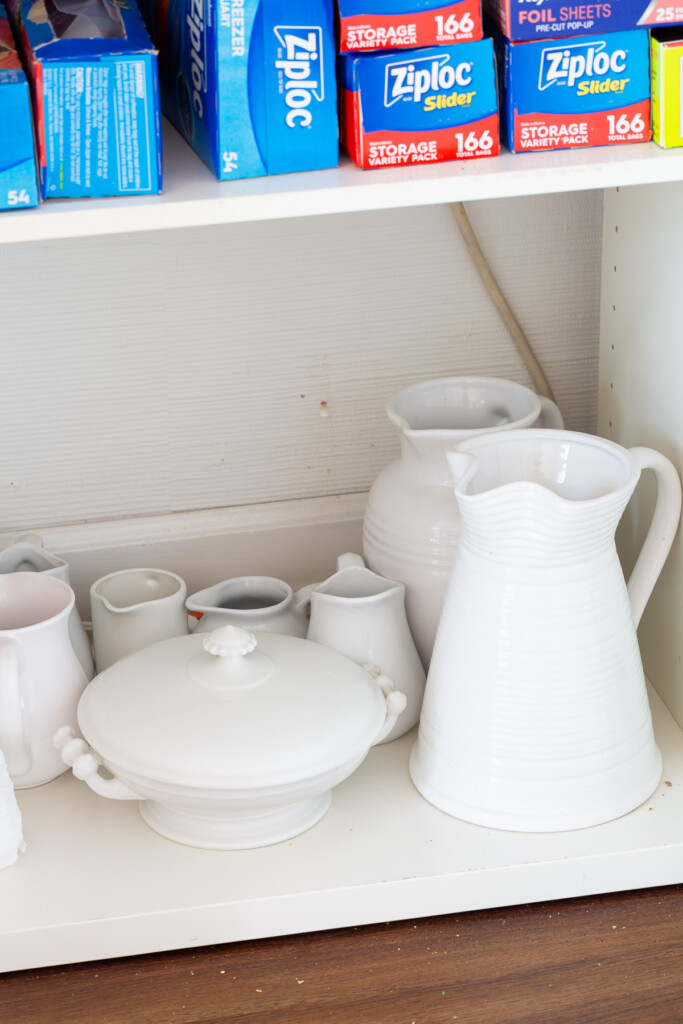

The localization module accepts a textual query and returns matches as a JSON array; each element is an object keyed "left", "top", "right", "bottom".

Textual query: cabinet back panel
[{"left": 0, "top": 193, "right": 601, "bottom": 531}]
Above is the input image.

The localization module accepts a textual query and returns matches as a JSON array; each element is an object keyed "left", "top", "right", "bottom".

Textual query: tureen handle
[
  {"left": 54, "top": 727, "right": 142, "bottom": 801},
  {"left": 363, "top": 664, "right": 408, "bottom": 746}
]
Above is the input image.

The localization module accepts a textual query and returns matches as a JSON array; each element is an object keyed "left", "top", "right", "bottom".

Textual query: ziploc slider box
[
  {"left": 337, "top": 0, "right": 483, "bottom": 52},
  {"left": 0, "top": 5, "right": 38, "bottom": 209},
  {"left": 7, "top": 0, "right": 161, "bottom": 199},
  {"left": 498, "top": 29, "right": 651, "bottom": 151},
  {"left": 154, "top": 0, "right": 338, "bottom": 180},
  {"left": 484, "top": 0, "right": 683, "bottom": 42},
  {"left": 652, "top": 29, "right": 683, "bottom": 146},
  {"left": 341, "top": 40, "right": 499, "bottom": 168}
]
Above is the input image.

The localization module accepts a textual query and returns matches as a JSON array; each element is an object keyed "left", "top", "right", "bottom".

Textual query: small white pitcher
[
  {"left": 186, "top": 576, "right": 310, "bottom": 637},
  {"left": 0, "top": 534, "right": 94, "bottom": 680},
  {"left": 90, "top": 568, "right": 188, "bottom": 672},
  {"left": 306, "top": 554, "right": 426, "bottom": 742},
  {"left": 0, "top": 573, "right": 89, "bottom": 787}
]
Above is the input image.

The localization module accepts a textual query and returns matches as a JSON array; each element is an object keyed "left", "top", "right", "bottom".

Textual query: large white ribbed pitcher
[{"left": 409, "top": 429, "right": 682, "bottom": 832}]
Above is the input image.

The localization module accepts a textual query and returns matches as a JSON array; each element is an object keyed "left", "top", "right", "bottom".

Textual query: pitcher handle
[
  {"left": 0, "top": 637, "right": 32, "bottom": 779},
  {"left": 336, "top": 552, "right": 365, "bottom": 570},
  {"left": 627, "top": 447, "right": 682, "bottom": 629},
  {"left": 536, "top": 396, "right": 564, "bottom": 429}
]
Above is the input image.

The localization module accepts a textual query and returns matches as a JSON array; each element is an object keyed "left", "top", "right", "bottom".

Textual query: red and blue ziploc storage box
[
  {"left": 341, "top": 40, "right": 499, "bottom": 167},
  {"left": 7, "top": 0, "right": 162, "bottom": 199},
  {"left": 485, "top": 0, "right": 683, "bottom": 41},
  {"left": 0, "top": 5, "right": 38, "bottom": 210},
  {"left": 148, "top": 0, "right": 338, "bottom": 180},
  {"left": 337, "top": 0, "right": 483, "bottom": 51},
  {"left": 498, "top": 28, "right": 651, "bottom": 150}
]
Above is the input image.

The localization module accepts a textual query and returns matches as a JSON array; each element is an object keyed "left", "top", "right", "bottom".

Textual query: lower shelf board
[{"left": 2, "top": 681, "right": 682, "bottom": 974}]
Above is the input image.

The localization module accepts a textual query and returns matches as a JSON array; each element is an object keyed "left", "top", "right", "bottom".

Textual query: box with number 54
[{"left": 0, "top": 5, "right": 38, "bottom": 211}]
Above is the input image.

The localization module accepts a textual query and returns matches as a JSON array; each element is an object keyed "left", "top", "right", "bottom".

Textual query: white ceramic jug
[
  {"left": 186, "top": 576, "right": 310, "bottom": 637},
  {"left": 410, "top": 429, "right": 682, "bottom": 832},
  {"left": 0, "top": 534, "right": 94, "bottom": 680},
  {"left": 0, "top": 573, "right": 89, "bottom": 787},
  {"left": 363, "top": 377, "right": 563, "bottom": 668},
  {"left": 306, "top": 553, "right": 426, "bottom": 742},
  {"left": 90, "top": 568, "right": 188, "bottom": 672}
]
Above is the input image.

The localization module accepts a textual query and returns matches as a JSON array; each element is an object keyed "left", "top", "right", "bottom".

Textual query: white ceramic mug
[
  {"left": 0, "top": 572, "right": 89, "bottom": 787},
  {"left": 90, "top": 568, "right": 188, "bottom": 672}
]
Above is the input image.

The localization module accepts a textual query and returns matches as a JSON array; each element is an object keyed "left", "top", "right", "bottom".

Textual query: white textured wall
[{"left": 0, "top": 191, "right": 602, "bottom": 532}]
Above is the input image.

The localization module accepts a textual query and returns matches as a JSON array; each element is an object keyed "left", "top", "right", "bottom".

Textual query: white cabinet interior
[{"left": 0, "top": 191, "right": 601, "bottom": 612}]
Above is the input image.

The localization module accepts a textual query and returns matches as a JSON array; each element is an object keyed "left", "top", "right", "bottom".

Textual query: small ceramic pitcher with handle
[
  {"left": 0, "top": 572, "right": 89, "bottom": 787},
  {"left": 90, "top": 568, "right": 188, "bottom": 672},
  {"left": 306, "top": 553, "right": 426, "bottom": 742},
  {"left": 0, "top": 534, "right": 94, "bottom": 680},
  {"left": 186, "top": 576, "right": 310, "bottom": 637}
]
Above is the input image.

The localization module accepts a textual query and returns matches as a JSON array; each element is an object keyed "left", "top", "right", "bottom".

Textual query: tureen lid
[{"left": 77, "top": 626, "right": 388, "bottom": 789}]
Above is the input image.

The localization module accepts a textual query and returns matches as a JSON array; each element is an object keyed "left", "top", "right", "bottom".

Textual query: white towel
[{"left": 0, "top": 746, "right": 25, "bottom": 868}]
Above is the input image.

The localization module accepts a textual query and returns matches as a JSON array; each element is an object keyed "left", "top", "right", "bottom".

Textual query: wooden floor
[{"left": 2, "top": 885, "right": 682, "bottom": 1023}]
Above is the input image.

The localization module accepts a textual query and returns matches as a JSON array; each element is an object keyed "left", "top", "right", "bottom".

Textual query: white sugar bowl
[{"left": 55, "top": 625, "right": 406, "bottom": 850}]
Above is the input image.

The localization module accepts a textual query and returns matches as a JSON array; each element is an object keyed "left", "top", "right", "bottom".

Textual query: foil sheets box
[
  {"left": 148, "top": 0, "right": 338, "bottom": 180},
  {"left": 341, "top": 40, "right": 500, "bottom": 168},
  {"left": 337, "top": 0, "right": 483, "bottom": 52},
  {"left": 497, "top": 28, "right": 651, "bottom": 152},
  {"left": 484, "top": 0, "right": 683, "bottom": 42},
  {"left": 0, "top": 5, "right": 38, "bottom": 210},
  {"left": 651, "top": 29, "right": 683, "bottom": 147},
  {"left": 7, "top": 0, "right": 162, "bottom": 199}
]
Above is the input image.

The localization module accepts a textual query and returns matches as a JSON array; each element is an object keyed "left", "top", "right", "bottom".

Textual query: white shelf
[
  {"left": 1, "top": 681, "right": 681, "bottom": 973},
  {"left": 3, "top": 122, "right": 683, "bottom": 244}
]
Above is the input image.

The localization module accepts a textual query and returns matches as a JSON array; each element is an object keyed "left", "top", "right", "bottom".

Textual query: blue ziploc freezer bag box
[
  {"left": 341, "top": 40, "right": 500, "bottom": 168},
  {"left": 337, "top": 0, "right": 483, "bottom": 52},
  {"left": 7, "top": 0, "right": 162, "bottom": 199},
  {"left": 485, "top": 0, "right": 683, "bottom": 42},
  {"left": 498, "top": 28, "right": 651, "bottom": 151},
  {"left": 0, "top": 6, "right": 38, "bottom": 210},
  {"left": 149, "top": 0, "right": 338, "bottom": 180}
]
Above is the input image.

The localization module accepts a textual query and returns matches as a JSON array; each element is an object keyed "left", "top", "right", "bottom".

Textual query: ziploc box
[
  {"left": 498, "top": 29, "right": 651, "bottom": 151},
  {"left": 0, "top": 6, "right": 38, "bottom": 210},
  {"left": 152, "top": 0, "right": 338, "bottom": 180},
  {"left": 484, "top": 0, "right": 683, "bottom": 42},
  {"left": 337, "top": 0, "right": 483, "bottom": 52},
  {"left": 341, "top": 40, "right": 499, "bottom": 168},
  {"left": 652, "top": 30, "right": 683, "bottom": 146},
  {"left": 7, "top": 0, "right": 161, "bottom": 199}
]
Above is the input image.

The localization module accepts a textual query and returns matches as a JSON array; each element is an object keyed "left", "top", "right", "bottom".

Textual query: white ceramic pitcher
[
  {"left": 410, "top": 429, "right": 682, "bottom": 832},
  {"left": 306, "top": 553, "right": 426, "bottom": 742},
  {"left": 363, "top": 377, "right": 563, "bottom": 668},
  {"left": 0, "top": 573, "right": 89, "bottom": 787},
  {"left": 0, "top": 534, "right": 94, "bottom": 680},
  {"left": 90, "top": 568, "right": 188, "bottom": 672}
]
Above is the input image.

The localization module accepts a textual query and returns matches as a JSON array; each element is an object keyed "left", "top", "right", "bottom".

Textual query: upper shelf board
[{"left": 3, "top": 121, "right": 683, "bottom": 245}]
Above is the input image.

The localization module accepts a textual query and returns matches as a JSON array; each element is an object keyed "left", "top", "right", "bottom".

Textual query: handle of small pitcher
[
  {"left": 336, "top": 552, "right": 365, "bottom": 570},
  {"left": 54, "top": 727, "right": 142, "bottom": 801},
  {"left": 15, "top": 533, "right": 44, "bottom": 548},
  {"left": 626, "top": 447, "right": 682, "bottom": 629},
  {"left": 536, "top": 396, "right": 564, "bottom": 429},
  {"left": 0, "top": 637, "right": 32, "bottom": 779},
  {"left": 363, "top": 663, "right": 407, "bottom": 745}
]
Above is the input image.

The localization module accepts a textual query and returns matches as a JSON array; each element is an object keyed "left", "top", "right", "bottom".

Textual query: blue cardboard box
[
  {"left": 7, "top": 0, "right": 162, "bottom": 198},
  {"left": 0, "top": 6, "right": 38, "bottom": 210},
  {"left": 485, "top": 0, "right": 683, "bottom": 42},
  {"left": 341, "top": 40, "right": 500, "bottom": 168},
  {"left": 497, "top": 28, "right": 651, "bottom": 151},
  {"left": 149, "top": 0, "right": 338, "bottom": 180}
]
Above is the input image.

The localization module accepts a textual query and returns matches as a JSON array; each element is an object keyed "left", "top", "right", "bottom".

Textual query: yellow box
[{"left": 652, "top": 30, "right": 683, "bottom": 148}]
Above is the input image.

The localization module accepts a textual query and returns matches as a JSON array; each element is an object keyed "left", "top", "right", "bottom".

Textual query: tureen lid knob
[{"left": 203, "top": 625, "right": 258, "bottom": 659}]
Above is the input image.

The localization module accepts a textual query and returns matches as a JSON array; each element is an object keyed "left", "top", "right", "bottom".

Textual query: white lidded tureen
[{"left": 55, "top": 624, "right": 406, "bottom": 850}]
